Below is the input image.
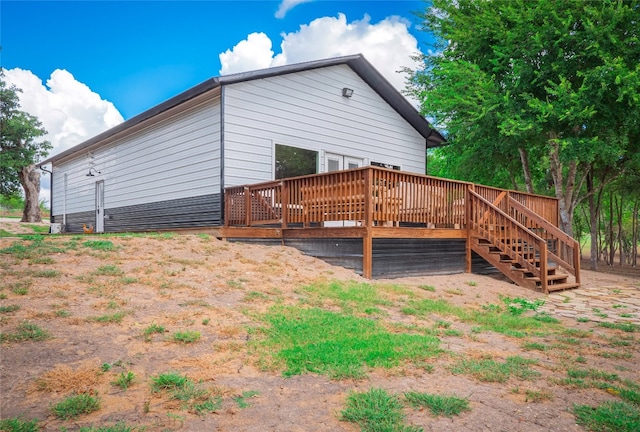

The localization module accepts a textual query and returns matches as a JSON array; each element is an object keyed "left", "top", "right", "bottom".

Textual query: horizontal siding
[
  {"left": 372, "top": 239, "right": 466, "bottom": 278},
  {"left": 283, "top": 238, "right": 364, "bottom": 275},
  {"left": 223, "top": 64, "right": 425, "bottom": 187},
  {"left": 52, "top": 193, "right": 221, "bottom": 233},
  {"left": 51, "top": 98, "right": 220, "bottom": 216}
]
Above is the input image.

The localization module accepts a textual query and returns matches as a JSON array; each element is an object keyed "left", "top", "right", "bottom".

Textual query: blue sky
[
  {"left": 3, "top": 1, "right": 431, "bottom": 119},
  {"left": 3, "top": 0, "right": 436, "bottom": 205}
]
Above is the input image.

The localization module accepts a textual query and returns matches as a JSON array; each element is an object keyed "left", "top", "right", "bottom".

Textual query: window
[
  {"left": 371, "top": 161, "right": 401, "bottom": 170},
  {"left": 275, "top": 144, "right": 318, "bottom": 179}
]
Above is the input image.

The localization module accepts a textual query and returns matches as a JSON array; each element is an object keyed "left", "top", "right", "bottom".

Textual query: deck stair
[{"left": 468, "top": 190, "right": 580, "bottom": 293}]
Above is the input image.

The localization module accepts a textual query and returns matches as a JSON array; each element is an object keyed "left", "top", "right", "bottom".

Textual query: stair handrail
[
  {"left": 469, "top": 190, "right": 548, "bottom": 286},
  {"left": 507, "top": 196, "right": 580, "bottom": 283}
]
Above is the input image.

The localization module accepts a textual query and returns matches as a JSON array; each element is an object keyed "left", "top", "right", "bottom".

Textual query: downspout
[
  {"left": 220, "top": 85, "right": 225, "bottom": 226},
  {"left": 40, "top": 165, "right": 54, "bottom": 223}
]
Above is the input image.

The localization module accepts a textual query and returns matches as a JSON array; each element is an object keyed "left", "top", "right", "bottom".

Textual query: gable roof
[{"left": 40, "top": 54, "right": 445, "bottom": 166}]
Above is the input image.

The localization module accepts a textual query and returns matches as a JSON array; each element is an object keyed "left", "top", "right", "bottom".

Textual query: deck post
[
  {"left": 465, "top": 184, "right": 473, "bottom": 273},
  {"left": 281, "top": 181, "right": 288, "bottom": 229},
  {"left": 244, "top": 186, "right": 251, "bottom": 227},
  {"left": 363, "top": 168, "right": 374, "bottom": 278}
]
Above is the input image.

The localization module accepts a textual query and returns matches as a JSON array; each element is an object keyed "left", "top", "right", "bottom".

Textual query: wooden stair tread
[
  {"left": 546, "top": 283, "right": 580, "bottom": 292},
  {"left": 526, "top": 274, "right": 568, "bottom": 283}
]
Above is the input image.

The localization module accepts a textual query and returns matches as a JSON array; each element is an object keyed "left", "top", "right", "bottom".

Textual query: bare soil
[{"left": 1, "top": 220, "right": 639, "bottom": 431}]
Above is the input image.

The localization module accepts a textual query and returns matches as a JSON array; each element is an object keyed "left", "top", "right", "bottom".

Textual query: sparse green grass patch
[
  {"left": 598, "top": 322, "right": 638, "bottom": 333},
  {"left": 233, "top": 391, "right": 259, "bottom": 409},
  {"left": 171, "top": 330, "right": 201, "bottom": 344},
  {"left": 50, "top": 393, "right": 101, "bottom": 420},
  {"left": 0, "top": 417, "right": 40, "bottom": 432},
  {"left": 450, "top": 356, "right": 540, "bottom": 383},
  {"left": 0, "top": 321, "right": 50, "bottom": 343},
  {"left": 404, "top": 392, "right": 470, "bottom": 417},
  {"left": 150, "top": 372, "right": 221, "bottom": 414},
  {"left": 340, "top": 388, "right": 409, "bottom": 432},
  {"left": 88, "top": 311, "right": 127, "bottom": 324},
  {"left": 78, "top": 422, "right": 139, "bottom": 432},
  {"left": 573, "top": 401, "right": 640, "bottom": 432},
  {"left": 83, "top": 240, "right": 116, "bottom": 251},
  {"left": 0, "top": 304, "right": 21, "bottom": 313},
  {"left": 257, "top": 306, "right": 441, "bottom": 379},
  {"left": 300, "top": 280, "right": 395, "bottom": 314},
  {"left": 112, "top": 371, "right": 135, "bottom": 390},
  {"left": 143, "top": 323, "right": 165, "bottom": 341},
  {"left": 93, "top": 265, "right": 123, "bottom": 276}
]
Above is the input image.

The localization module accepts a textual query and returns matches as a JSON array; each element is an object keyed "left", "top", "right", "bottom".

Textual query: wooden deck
[{"left": 221, "top": 167, "right": 579, "bottom": 293}]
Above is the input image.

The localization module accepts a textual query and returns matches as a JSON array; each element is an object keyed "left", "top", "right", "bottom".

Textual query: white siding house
[{"left": 39, "top": 54, "right": 444, "bottom": 233}]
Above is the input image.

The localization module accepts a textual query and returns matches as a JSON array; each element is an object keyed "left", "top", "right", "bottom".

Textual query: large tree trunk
[
  {"left": 518, "top": 147, "right": 534, "bottom": 194},
  {"left": 19, "top": 164, "right": 42, "bottom": 223},
  {"left": 547, "top": 133, "right": 590, "bottom": 238},
  {"left": 587, "top": 173, "right": 599, "bottom": 270}
]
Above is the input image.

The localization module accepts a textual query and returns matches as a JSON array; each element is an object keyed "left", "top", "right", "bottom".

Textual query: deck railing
[
  {"left": 224, "top": 166, "right": 559, "bottom": 230},
  {"left": 469, "top": 190, "right": 548, "bottom": 286}
]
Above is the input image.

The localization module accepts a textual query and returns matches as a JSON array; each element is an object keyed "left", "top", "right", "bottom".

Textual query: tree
[
  {"left": 0, "top": 71, "right": 52, "bottom": 222},
  {"left": 407, "top": 0, "right": 640, "bottom": 237}
]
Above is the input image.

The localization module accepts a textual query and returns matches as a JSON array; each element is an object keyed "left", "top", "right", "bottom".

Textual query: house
[
  {"left": 38, "top": 54, "right": 579, "bottom": 291},
  {"left": 38, "top": 54, "right": 445, "bottom": 234}
]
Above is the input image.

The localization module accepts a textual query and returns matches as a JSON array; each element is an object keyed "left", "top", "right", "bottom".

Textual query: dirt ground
[{"left": 1, "top": 219, "right": 639, "bottom": 431}]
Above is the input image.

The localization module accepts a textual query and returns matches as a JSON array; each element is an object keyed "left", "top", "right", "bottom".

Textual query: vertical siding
[
  {"left": 51, "top": 98, "right": 221, "bottom": 224},
  {"left": 222, "top": 64, "right": 425, "bottom": 187}
]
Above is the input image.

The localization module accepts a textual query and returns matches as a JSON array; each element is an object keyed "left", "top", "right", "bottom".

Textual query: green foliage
[
  {"left": 408, "top": 0, "right": 640, "bottom": 234},
  {"left": 258, "top": 306, "right": 440, "bottom": 379},
  {"left": 50, "top": 393, "right": 101, "bottom": 420},
  {"left": 0, "top": 73, "right": 52, "bottom": 196},
  {"left": 150, "top": 372, "right": 221, "bottom": 414},
  {"left": 403, "top": 392, "right": 470, "bottom": 417},
  {"left": 0, "top": 417, "right": 39, "bottom": 432},
  {"left": 573, "top": 401, "right": 640, "bottom": 432}
]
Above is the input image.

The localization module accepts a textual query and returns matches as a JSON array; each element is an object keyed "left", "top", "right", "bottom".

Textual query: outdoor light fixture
[
  {"left": 342, "top": 87, "right": 354, "bottom": 98},
  {"left": 86, "top": 167, "right": 101, "bottom": 177}
]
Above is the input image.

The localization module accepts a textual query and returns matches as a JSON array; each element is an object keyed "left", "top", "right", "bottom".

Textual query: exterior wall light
[
  {"left": 342, "top": 87, "right": 354, "bottom": 98},
  {"left": 86, "top": 167, "right": 101, "bottom": 177}
]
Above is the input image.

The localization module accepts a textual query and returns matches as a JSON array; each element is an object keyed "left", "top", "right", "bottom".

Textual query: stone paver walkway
[{"left": 538, "top": 272, "right": 640, "bottom": 326}]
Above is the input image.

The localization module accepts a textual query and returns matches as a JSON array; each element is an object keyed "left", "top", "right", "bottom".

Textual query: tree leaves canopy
[
  {"left": 407, "top": 0, "right": 640, "bottom": 233},
  {"left": 0, "top": 71, "right": 52, "bottom": 196}
]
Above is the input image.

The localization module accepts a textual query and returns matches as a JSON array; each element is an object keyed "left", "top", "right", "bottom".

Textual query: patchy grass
[
  {"left": 92, "top": 265, "right": 124, "bottom": 276},
  {"left": 573, "top": 401, "right": 640, "bottom": 432},
  {"left": 340, "top": 388, "right": 409, "bottom": 432},
  {"left": 171, "top": 330, "right": 201, "bottom": 344},
  {"left": 404, "top": 392, "right": 470, "bottom": 417},
  {"left": 256, "top": 306, "right": 441, "bottom": 379},
  {"left": 0, "top": 417, "right": 40, "bottom": 432},
  {"left": 450, "top": 356, "right": 540, "bottom": 383},
  {"left": 50, "top": 393, "right": 101, "bottom": 420},
  {"left": 0, "top": 321, "right": 50, "bottom": 343}
]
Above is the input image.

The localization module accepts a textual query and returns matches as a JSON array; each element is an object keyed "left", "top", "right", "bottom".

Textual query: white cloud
[
  {"left": 219, "top": 13, "right": 422, "bottom": 99},
  {"left": 4, "top": 68, "right": 124, "bottom": 204},
  {"left": 275, "top": 0, "right": 313, "bottom": 19},
  {"left": 219, "top": 33, "right": 276, "bottom": 75}
]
